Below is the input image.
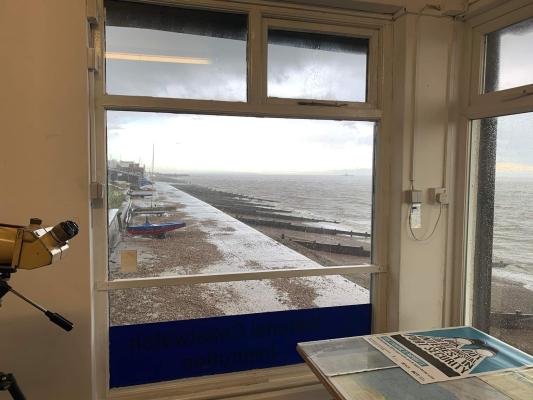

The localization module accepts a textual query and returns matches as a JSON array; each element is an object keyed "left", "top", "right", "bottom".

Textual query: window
[
  {"left": 484, "top": 17, "right": 533, "bottom": 93},
  {"left": 267, "top": 29, "right": 369, "bottom": 102},
  {"left": 107, "top": 112, "right": 374, "bottom": 325},
  {"left": 465, "top": 8, "right": 533, "bottom": 356},
  {"left": 470, "top": 113, "right": 533, "bottom": 355},
  {"left": 105, "top": 1, "right": 248, "bottom": 101},
  {"left": 93, "top": 0, "right": 386, "bottom": 393}
]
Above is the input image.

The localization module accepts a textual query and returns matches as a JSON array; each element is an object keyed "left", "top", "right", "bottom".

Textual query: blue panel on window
[{"left": 109, "top": 304, "right": 371, "bottom": 387}]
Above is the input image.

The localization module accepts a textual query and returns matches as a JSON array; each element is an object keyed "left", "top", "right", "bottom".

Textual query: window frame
[
  {"left": 89, "top": 0, "right": 393, "bottom": 398},
  {"left": 465, "top": 1, "right": 533, "bottom": 120},
  {"left": 458, "top": 0, "right": 533, "bottom": 332}
]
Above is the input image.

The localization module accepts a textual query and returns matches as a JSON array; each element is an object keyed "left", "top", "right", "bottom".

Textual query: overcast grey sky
[
  {"left": 107, "top": 112, "right": 374, "bottom": 174},
  {"left": 105, "top": 19, "right": 533, "bottom": 175}
]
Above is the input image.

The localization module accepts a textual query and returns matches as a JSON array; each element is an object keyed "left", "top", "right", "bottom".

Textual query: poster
[{"left": 364, "top": 326, "right": 533, "bottom": 384}]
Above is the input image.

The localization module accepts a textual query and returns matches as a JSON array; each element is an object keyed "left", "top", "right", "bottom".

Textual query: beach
[
  {"left": 109, "top": 181, "right": 370, "bottom": 326},
  {"left": 490, "top": 277, "right": 533, "bottom": 354}
]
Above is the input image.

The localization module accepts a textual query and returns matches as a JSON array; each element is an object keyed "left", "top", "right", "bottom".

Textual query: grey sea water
[
  {"left": 184, "top": 173, "right": 373, "bottom": 234},
  {"left": 493, "top": 177, "right": 533, "bottom": 291},
  {"left": 182, "top": 173, "right": 533, "bottom": 291}
]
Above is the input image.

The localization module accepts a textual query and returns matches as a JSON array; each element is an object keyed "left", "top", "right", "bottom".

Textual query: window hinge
[
  {"left": 87, "top": 0, "right": 99, "bottom": 26},
  {"left": 87, "top": 48, "right": 99, "bottom": 72},
  {"left": 90, "top": 181, "right": 104, "bottom": 201}
]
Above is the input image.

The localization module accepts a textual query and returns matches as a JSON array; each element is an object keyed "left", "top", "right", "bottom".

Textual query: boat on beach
[{"left": 126, "top": 220, "right": 186, "bottom": 237}]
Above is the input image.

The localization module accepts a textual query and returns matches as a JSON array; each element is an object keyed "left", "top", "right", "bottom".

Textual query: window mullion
[{"left": 248, "top": 8, "right": 265, "bottom": 105}]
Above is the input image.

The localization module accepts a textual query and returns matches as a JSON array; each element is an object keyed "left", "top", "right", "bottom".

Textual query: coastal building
[
  {"left": 108, "top": 160, "right": 146, "bottom": 187},
  {"left": 2, "top": 0, "right": 532, "bottom": 399}
]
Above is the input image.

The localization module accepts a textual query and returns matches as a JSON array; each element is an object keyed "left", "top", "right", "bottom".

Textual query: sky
[
  {"left": 107, "top": 112, "right": 374, "bottom": 174},
  {"left": 105, "top": 15, "right": 533, "bottom": 176}
]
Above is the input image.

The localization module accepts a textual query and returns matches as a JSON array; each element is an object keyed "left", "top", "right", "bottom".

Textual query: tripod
[
  {"left": 0, "top": 373, "right": 24, "bottom": 400},
  {"left": 1, "top": 269, "right": 74, "bottom": 400}
]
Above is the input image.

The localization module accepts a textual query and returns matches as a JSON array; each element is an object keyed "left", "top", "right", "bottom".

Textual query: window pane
[
  {"left": 107, "top": 112, "right": 374, "bottom": 288},
  {"left": 267, "top": 29, "right": 368, "bottom": 102},
  {"left": 472, "top": 112, "right": 533, "bottom": 354},
  {"left": 104, "top": 1, "right": 247, "bottom": 101},
  {"left": 484, "top": 17, "right": 533, "bottom": 92}
]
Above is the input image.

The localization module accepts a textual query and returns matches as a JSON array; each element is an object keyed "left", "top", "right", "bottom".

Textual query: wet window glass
[
  {"left": 267, "top": 29, "right": 368, "bottom": 102},
  {"left": 105, "top": 0, "right": 247, "bottom": 101},
  {"left": 484, "top": 17, "right": 533, "bottom": 92},
  {"left": 472, "top": 112, "right": 533, "bottom": 354}
]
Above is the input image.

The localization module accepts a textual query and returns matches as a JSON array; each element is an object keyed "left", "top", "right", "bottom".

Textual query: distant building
[{"left": 108, "top": 160, "right": 146, "bottom": 187}]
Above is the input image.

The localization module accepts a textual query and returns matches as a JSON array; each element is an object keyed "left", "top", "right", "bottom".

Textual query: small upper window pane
[
  {"left": 267, "top": 29, "right": 369, "bottom": 102},
  {"left": 484, "top": 17, "right": 533, "bottom": 93},
  {"left": 105, "top": 1, "right": 247, "bottom": 101}
]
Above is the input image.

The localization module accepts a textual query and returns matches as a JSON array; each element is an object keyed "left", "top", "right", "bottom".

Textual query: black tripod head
[{"left": 0, "top": 373, "right": 25, "bottom": 400}]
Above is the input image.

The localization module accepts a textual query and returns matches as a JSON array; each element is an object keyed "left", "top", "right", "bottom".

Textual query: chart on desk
[{"left": 365, "top": 326, "right": 533, "bottom": 384}]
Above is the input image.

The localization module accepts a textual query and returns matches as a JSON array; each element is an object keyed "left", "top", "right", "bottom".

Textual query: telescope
[
  {"left": 0, "top": 218, "right": 78, "bottom": 400},
  {"left": 0, "top": 218, "right": 78, "bottom": 272}
]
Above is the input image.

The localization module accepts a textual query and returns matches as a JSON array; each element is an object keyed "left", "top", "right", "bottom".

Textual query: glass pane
[
  {"left": 109, "top": 278, "right": 369, "bottom": 326},
  {"left": 484, "top": 17, "right": 533, "bottom": 92},
  {"left": 107, "top": 111, "right": 374, "bottom": 288},
  {"left": 267, "top": 29, "right": 368, "bottom": 102},
  {"left": 473, "top": 112, "right": 533, "bottom": 355},
  {"left": 104, "top": 0, "right": 247, "bottom": 101},
  {"left": 298, "top": 336, "right": 395, "bottom": 376}
]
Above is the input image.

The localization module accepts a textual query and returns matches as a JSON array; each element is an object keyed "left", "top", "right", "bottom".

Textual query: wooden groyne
[
  {"left": 236, "top": 216, "right": 371, "bottom": 238},
  {"left": 173, "top": 183, "right": 371, "bottom": 239},
  {"left": 291, "top": 239, "right": 370, "bottom": 256}
]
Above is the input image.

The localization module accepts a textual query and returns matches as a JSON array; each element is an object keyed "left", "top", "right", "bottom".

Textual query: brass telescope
[
  {"left": 0, "top": 218, "right": 78, "bottom": 272},
  {"left": 0, "top": 218, "right": 78, "bottom": 400}
]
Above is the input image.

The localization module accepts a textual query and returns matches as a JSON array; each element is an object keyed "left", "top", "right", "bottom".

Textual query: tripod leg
[{"left": 0, "top": 373, "right": 26, "bottom": 400}]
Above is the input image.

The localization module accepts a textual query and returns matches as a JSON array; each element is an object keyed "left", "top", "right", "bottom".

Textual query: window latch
[
  {"left": 297, "top": 100, "right": 349, "bottom": 107},
  {"left": 87, "top": 0, "right": 99, "bottom": 26},
  {"left": 90, "top": 181, "right": 104, "bottom": 201},
  {"left": 87, "top": 48, "right": 99, "bottom": 72},
  {"left": 503, "top": 87, "right": 533, "bottom": 102}
]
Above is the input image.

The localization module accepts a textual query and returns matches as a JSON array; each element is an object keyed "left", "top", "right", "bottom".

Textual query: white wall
[
  {"left": 387, "top": 12, "right": 459, "bottom": 331},
  {"left": 0, "top": 1, "right": 93, "bottom": 399}
]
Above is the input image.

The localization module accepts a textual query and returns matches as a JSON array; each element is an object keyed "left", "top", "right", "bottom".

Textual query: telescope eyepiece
[{"left": 51, "top": 221, "right": 79, "bottom": 243}]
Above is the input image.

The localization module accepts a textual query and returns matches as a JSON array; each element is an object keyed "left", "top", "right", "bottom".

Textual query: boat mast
[{"left": 151, "top": 143, "right": 155, "bottom": 179}]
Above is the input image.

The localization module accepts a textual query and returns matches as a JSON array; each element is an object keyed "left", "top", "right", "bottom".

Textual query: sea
[
  {"left": 181, "top": 173, "right": 533, "bottom": 292},
  {"left": 493, "top": 178, "right": 533, "bottom": 291}
]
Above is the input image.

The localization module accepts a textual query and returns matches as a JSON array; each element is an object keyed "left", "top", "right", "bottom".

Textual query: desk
[{"left": 298, "top": 336, "right": 533, "bottom": 400}]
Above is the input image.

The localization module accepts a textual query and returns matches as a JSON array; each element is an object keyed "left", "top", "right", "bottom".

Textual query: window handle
[
  {"left": 503, "top": 87, "right": 533, "bottom": 102},
  {"left": 297, "top": 100, "right": 349, "bottom": 107}
]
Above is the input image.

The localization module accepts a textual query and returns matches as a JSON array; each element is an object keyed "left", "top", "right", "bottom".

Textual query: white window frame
[
  {"left": 456, "top": 0, "right": 533, "bottom": 330},
  {"left": 465, "top": 0, "right": 533, "bottom": 120},
  {"left": 88, "top": 0, "right": 393, "bottom": 398}
]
